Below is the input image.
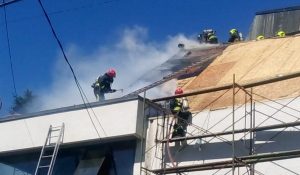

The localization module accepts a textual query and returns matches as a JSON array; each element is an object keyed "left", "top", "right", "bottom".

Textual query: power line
[
  {"left": 3, "top": 0, "right": 17, "bottom": 96},
  {"left": 0, "top": 0, "right": 120, "bottom": 25},
  {"left": 37, "top": 0, "right": 107, "bottom": 137},
  {"left": 0, "top": 0, "right": 21, "bottom": 7}
]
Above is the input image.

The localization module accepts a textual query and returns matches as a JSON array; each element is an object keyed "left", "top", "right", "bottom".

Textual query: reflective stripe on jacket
[
  {"left": 208, "top": 35, "right": 218, "bottom": 41},
  {"left": 170, "top": 98, "right": 183, "bottom": 113}
]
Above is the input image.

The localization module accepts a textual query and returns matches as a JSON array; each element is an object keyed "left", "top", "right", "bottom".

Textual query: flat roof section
[
  {"left": 0, "top": 97, "right": 154, "bottom": 154},
  {"left": 0, "top": 95, "right": 140, "bottom": 123}
]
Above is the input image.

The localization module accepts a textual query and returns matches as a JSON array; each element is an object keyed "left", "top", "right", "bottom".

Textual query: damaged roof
[{"left": 124, "top": 45, "right": 227, "bottom": 97}]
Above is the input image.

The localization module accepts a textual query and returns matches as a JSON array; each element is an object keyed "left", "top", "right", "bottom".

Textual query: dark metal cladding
[
  {"left": 256, "top": 6, "right": 300, "bottom": 15},
  {"left": 248, "top": 6, "right": 300, "bottom": 40}
]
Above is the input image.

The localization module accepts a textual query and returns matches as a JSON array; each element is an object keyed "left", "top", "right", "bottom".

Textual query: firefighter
[
  {"left": 228, "top": 28, "right": 240, "bottom": 43},
  {"left": 92, "top": 68, "right": 117, "bottom": 101},
  {"left": 198, "top": 29, "right": 218, "bottom": 44},
  {"left": 276, "top": 30, "right": 286, "bottom": 37},
  {"left": 170, "top": 87, "right": 190, "bottom": 138},
  {"left": 207, "top": 32, "right": 218, "bottom": 44}
]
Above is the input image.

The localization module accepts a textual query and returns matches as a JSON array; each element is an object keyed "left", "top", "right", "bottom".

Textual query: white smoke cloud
[{"left": 37, "top": 26, "right": 202, "bottom": 110}]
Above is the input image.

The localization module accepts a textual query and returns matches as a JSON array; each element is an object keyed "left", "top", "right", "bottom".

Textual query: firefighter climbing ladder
[{"left": 34, "top": 123, "right": 65, "bottom": 175}]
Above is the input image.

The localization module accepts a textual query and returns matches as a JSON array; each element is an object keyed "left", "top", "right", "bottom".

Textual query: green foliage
[{"left": 11, "top": 89, "right": 35, "bottom": 114}]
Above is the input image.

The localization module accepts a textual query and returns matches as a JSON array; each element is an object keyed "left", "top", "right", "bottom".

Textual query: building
[
  {"left": 248, "top": 5, "right": 300, "bottom": 40},
  {"left": 144, "top": 35, "right": 300, "bottom": 175},
  {"left": 2, "top": 6, "right": 300, "bottom": 175},
  {"left": 0, "top": 96, "right": 159, "bottom": 174}
]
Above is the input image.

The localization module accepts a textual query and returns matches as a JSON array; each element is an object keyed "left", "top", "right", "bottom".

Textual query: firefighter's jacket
[
  {"left": 170, "top": 97, "right": 189, "bottom": 114},
  {"left": 92, "top": 73, "right": 113, "bottom": 93}
]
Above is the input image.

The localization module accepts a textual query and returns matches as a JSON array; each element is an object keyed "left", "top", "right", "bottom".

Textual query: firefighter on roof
[
  {"left": 207, "top": 32, "right": 218, "bottom": 44},
  {"left": 92, "top": 68, "right": 117, "bottom": 101},
  {"left": 198, "top": 29, "right": 218, "bottom": 44},
  {"left": 228, "top": 28, "right": 241, "bottom": 43}
]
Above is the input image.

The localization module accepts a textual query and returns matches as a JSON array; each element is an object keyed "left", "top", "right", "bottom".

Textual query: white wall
[{"left": 0, "top": 99, "right": 143, "bottom": 153}]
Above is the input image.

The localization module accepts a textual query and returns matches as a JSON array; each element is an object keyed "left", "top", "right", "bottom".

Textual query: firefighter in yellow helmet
[
  {"left": 228, "top": 28, "right": 240, "bottom": 43},
  {"left": 276, "top": 30, "right": 286, "bottom": 37},
  {"left": 207, "top": 32, "right": 218, "bottom": 44}
]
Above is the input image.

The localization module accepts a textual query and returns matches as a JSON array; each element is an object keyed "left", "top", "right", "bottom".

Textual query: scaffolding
[{"left": 141, "top": 71, "right": 300, "bottom": 175}]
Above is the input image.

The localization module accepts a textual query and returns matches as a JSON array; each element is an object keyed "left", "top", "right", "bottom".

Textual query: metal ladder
[{"left": 34, "top": 123, "right": 65, "bottom": 175}]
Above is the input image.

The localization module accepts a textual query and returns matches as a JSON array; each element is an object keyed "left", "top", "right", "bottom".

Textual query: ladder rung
[
  {"left": 45, "top": 145, "right": 55, "bottom": 148},
  {"left": 50, "top": 135, "right": 59, "bottom": 138},
  {"left": 51, "top": 128, "right": 61, "bottom": 131},
  {"left": 42, "top": 155, "right": 53, "bottom": 158},
  {"left": 39, "top": 165, "right": 50, "bottom": 168},
  {"left": 51, "top": 126, "right": 62, "bottom": 128}
]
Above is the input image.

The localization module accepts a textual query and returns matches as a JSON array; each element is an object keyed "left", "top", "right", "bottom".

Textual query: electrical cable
[
  {"left": 3, "top": 0, "right": 17, "bottom": 96},
  {"left": 37, "top": 0, "right": 107, "bottom": 138},
  {"left": 2, "top": 1, "right": 36, "bottom": 146},
  {"left": 0, "top": 0, "right": 120, "bottom": 26}
]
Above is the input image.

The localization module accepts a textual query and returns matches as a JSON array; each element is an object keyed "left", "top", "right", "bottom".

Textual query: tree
[{"left": 11, "top": 89, "right": 36, "bottom": 114}]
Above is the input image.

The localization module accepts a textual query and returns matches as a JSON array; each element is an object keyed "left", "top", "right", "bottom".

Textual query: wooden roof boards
[{"left": 182, "top": 36, "right": 300, "bottom": 111}]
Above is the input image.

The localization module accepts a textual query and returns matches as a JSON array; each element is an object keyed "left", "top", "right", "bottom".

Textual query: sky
[{"left": 0, "top": 0, "right": 299, "bottom": 116}]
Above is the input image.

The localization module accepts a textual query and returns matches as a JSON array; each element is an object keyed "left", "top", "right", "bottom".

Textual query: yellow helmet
[
  {"left": 256, "top": 35, "right": 265, "bottom": 40},
  {"left": 276, "top": 30, "right": 285, "bottom": 37}
]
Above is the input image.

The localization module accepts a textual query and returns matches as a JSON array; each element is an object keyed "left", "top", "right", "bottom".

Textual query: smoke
[{"left": 36, "top": 26, "right": 202, "bottom": 111}]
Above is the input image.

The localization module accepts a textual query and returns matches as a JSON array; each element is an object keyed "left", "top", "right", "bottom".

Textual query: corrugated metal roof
[
  {"left": 249, "top": 7, "right": 300, "bottom": 40},
  {"left": 256, "top": 5, "right": 300, "bottom": 15}
]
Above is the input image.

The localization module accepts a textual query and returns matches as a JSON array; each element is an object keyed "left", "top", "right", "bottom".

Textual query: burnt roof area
[{"left": 123, "top": 45, "right": 227, "bottom": 97}]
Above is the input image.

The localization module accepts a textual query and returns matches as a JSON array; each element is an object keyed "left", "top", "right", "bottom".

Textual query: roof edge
[
  {"left": 0, "top": 95, "right": 140, "bottom": 123},
  {"left": 256, "top": 5, "right": 300, "bottom": 15}
]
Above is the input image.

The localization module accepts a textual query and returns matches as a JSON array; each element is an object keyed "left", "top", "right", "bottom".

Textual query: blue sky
[{"left": 0, "top": 0, "right": 299, "bottom": 116}]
